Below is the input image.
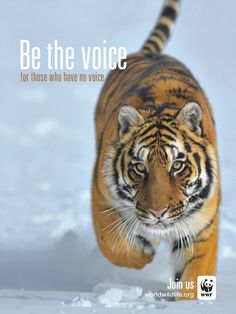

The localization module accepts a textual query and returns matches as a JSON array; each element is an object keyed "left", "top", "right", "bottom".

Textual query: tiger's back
[{"left": 95, "top": 54, "right": 217, "bottom": 148}]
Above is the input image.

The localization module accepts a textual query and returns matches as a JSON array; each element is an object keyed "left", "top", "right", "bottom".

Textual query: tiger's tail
[{"left": 141, "top": 0, "right": 181, "bottom": 56}]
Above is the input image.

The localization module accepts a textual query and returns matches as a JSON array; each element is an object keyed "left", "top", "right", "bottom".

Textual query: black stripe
[
  {"left": 175, "top": 271, "right": 183, "bottom": 282},
  {"left": 121, "top": 184, "right": 132, "bottom": 195},
  {"left": 174, "top": 254, "right": 205, "bottom": 282},
  {"left": 195, "top": 235, "right": 213, "bottom": 243},
  {"left": 185, "top": 133, "right": 206, "bottom": 151},
  {"left": 136, "top": 204, "right": 149, "bottom": 216},
  {"left": 144, "top": 103, "right": 177, "bottom": 117},
  {"left": 120, "top": 151, "right": 125, "bottom": 174},
  {"left": 187, "top": 201, "right": 204, "bottom": 214},
  {"left": 142, "top": 46, "right": 153, "bottom": 55},
  {"left": 162, "top": 6, "right": 177, "bottom": 20},
  {"left": 146, "top": 39, "right": 161, "bottom": 53},
  {"left": 143, "top": 104, "right": 159, "bottom": 112},
  {"left": 205, "top": 156, "right": 214, "bottom": 181},
  {"left": 178, "top": 152, "right": 185, "bottom": 159},
  {"left": 194, "top": 179, "right": 202, "bottom": 190},
  {"left": 117, "top": 189, "right": 133, "bottom": 202},
  {"left": 112, "top": 145, "right": 133, "bottom": 202},
  {"left": 152, "top": 30, "right": 165, "bottom": 41},
  {"left": 160, "top": 113, "right": 177, "bottom": 119},
  {"left": 157, "top": 102, "right": 178, "bottom": 114},
  {"left": 135, "top": 124, "right": 157, "bottom": 140},
  {"left": 139, "top": 132, "right": 158, "bottom": 144},
  {"left": 172, "top": 237, "right": 189, "bottom": 252},
  {"left": 158, "top": 75, "right": 199, "bottom": 91},
  {"left": 159, "top": 142, "right": 178, "bottom": 150},
  {"left": 197, "top": 156, "right": 214, "bottom": 200},
  {"left": 196, "top": 212, "right": 217, "bottom": 238},
  {"left": 198, "top": 184, "right": 211, "bottom": 200},
  {"left": 180, "top": 187, "right": 188, "bottom": 197},
  {"left": 161, "top": 146, "right": 168, "bottom": 163},
  {"left": 161, "top": 133, "right": 175, "bottom": 141},
  {"left": 160, "top": 117, "right": 174, "bottom": 122},
  {"left": 184, "top": 142, "right": 192, "bottom": 152},
  {"left": 139, "top": 139, "right": 157, "bottom": 150},
  {"left": 165, "top": 67, "right": 195, "bottom": 81},
  {"left": 120, "top": 152, "right": 133, "bottom": 195},
  {"left": 156, "top": 23, "right": 170, "bottom": 38},
  {"left": 157, "top": 123, "right": 177, "bottom": 136},
  {"left": 193, "top": 152, "right": 201, "bottom": 176},
  {"left": 136, "top": 86, "right": 153, "bottom": 102}
]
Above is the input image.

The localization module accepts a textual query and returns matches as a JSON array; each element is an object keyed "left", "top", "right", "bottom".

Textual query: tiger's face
[{"left": 104, "top": 102, "right": 217, "bottom": 238}]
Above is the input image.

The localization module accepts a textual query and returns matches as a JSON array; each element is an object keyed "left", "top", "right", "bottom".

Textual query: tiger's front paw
[
  {"left": 98, "top": 232, "right": 156, "bottom": 269},
  {"left": 130, "top": 235, "right": 156, "bottom": 269}
]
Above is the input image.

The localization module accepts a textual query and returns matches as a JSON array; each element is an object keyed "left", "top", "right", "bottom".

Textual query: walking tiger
[{"left": 92, "top": 0, "right": 220, "bottom": 300}]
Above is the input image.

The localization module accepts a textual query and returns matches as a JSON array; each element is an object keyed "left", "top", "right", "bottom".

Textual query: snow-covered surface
[
  {"left": 0, "top": 275, "right": 234, "bottom": 314},
  {"left": 0, "top": 0, "right": 236, "bottom": 313}
]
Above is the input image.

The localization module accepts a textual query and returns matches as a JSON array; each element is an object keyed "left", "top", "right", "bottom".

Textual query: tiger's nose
[{"left": 149, "top": 207, "right": 168, "bottom": 219}]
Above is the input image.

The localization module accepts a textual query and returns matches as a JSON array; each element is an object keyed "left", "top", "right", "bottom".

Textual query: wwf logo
[
  {"left": 201, "top": 278, "right": 213, "bottom": 294},
  {"left": 197, "top": 276, "right": 216, "bottom": 300}
]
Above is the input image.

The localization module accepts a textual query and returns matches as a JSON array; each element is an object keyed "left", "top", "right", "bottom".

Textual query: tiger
[{"left": 92, "top": 0, "right": 220, "bottom": 300}]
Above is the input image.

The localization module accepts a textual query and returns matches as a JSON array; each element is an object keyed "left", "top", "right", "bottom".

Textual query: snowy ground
[
  {"left": 1, "top": 0, "right": 236, "bottom": 313},
  {"left": 0, "top": 275, "right": 235, "bottom": 314}
]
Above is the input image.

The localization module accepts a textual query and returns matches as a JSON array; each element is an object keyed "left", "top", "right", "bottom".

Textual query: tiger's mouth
[
  {"left": 138, "top": 217, "right": 176, "bottom": 230},
  {"left": 136, "top": 206, "right": 186, "bottom": 230},
  {"left": 141, "top": 219, "right": 168, "bottom": 229}
]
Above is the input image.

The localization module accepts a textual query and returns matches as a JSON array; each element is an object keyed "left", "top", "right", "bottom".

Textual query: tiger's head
[{"left": 103, "top": 102, "right": 217, "bottom": 239}]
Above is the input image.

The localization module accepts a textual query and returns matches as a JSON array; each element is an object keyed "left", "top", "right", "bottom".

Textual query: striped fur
[
  {"left": 142, "top": 0, "right": 181, "bottom": 55},
  {"left": 92, "top": 0, "right": 220, "bottom": 300}
]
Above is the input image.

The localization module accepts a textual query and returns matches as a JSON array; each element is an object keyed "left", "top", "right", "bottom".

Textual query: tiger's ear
[
  {"left": 118, "top": 106, "right": 144, "bottom": 137},
  {"left": 177, "top": 102, "right": 202, "bottom": 135}
]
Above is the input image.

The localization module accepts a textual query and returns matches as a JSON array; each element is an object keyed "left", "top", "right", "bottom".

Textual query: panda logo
[
  {"left": 201, "top": 279, "right": 214, "bottom": 293},
  {"left": 197, "top": 276, "right": 216, "bottom": 300}
]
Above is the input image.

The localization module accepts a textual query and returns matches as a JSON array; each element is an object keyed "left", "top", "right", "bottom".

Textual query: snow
[
  {"left": 0, "top": 0, "right": 236, "bottom": 313},
  {"left": 94, "top": 283, "right": 143, "bottom": 303},
  {"left": 0, "top": 278, "right": 234, "bottom": 313}
]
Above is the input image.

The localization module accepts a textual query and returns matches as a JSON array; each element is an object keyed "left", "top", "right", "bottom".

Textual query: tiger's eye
[
  {"left": 129, "top": 170, "right": 139, "bottom": 180},
  {"left": 172, "top": 160, "right": 183, "bottom": 171},
  {"left": 134, "top": 163, "right": 146, "bottom": 173}
]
